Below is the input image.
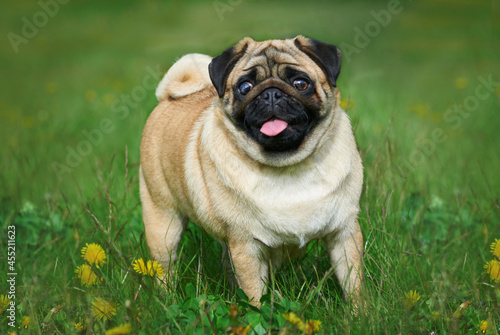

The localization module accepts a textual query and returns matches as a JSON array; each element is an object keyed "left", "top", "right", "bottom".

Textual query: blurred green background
[
  {"left": 1, "top": 0, "right": 499, "bottom": 333},
  {"left": 1, "top": 0, "right": 498, "bottom": 204}
]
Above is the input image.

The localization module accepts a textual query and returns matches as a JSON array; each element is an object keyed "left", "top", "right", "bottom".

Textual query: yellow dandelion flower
[
  {"left": 484, "top": 259, "right": 500, "bottom": 282},
  {"left": 102, "top": 93, "right": 116, "bottom": 106},
  {"left": 20, "top": 316, "right": 30, "bottom": 329},
  {"left": 75, "top": 264, "right": 101, "bottom": 286},
  {"left": 304, "top": 319, "right": 322, "bottom": 334},
  {"left": 81, "top": 243, "right": 106, "bottom": 267},
  {"left": 73, "top": 321, "right": 85, "bottom": 331},
  {"left": 91, "top": 298, "right": 117, "bottom": 321},
  {"left": 477, "top": 320, "right": 489, "bottom": 334},
  {"left": 105, "top": 323, "right": 132, "bottom": 335},
  {"left": 490, "top": 238, "right": 500, "bottom": 259},
  {"left": 85, "top": 90, "right": 97, "bottom": 102},
  {"left": 283, "top": 312, "right": 304, "bottom": 330},
  {"left": 132, "top": 258, "right": 164, "bottom": 277},
  {"left": 340, "top": 98, "right": 354, "bottom": 110},
  {"left": 8, "top": 330, "right": 16, "bottom": 335},
  {"left": 454, "top": 77, "right": 468, "bottom": 89},
  {"left": 410, "top": 102, "right": 430, "bottom": 118},
  {"left": 0, "top": 295, "right": 11, "bottom": 314},
  {"left": 403, "top": 290, "right": 421, "bottom": 309},
  {"left": 132, "top": 259, "right": 147, "bottom": 275}
]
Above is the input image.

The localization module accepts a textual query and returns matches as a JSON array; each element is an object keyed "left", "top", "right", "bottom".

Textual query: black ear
[
  {"left": 209, "top": 40, "right": 250, "bottom": 97},
  {"left": 294, "top": 36, "right": 342, "bottom": 87}
]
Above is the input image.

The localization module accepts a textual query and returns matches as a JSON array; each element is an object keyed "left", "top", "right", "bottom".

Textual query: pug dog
[{"left": 140, "top": 36, "right": 364, "bottom": 306}]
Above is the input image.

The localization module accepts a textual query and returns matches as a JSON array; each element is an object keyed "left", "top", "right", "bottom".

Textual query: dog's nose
[{"left": 261, "top": 88, "right": 283, "bottom": 106}]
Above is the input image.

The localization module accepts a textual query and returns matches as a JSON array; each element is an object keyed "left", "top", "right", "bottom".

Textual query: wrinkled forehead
[
  {"left": 243, "top": 40, "right": 300, "bottom": 68},
  {"left": 231, "top": 39, "right": 325, "bottom": 81}
]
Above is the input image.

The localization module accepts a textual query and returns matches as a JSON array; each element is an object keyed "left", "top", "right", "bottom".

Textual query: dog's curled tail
[{"left": 156, "top": 53, "right": 213, "bottom": 101}]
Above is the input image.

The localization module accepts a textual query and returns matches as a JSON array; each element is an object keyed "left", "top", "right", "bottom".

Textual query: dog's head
[{"left": 209, "top": 36, "right": 342, "bottom": 166}]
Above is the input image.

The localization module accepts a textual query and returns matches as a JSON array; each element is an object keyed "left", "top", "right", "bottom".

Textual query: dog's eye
[
  {"left": 293, "top": 79, "right": 309, "bottom": 91},
  {"left": 239, "top": 82, "right": 253, "bottom": 95}
]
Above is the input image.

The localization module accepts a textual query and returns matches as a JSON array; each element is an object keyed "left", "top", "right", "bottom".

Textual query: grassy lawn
[{"left": 1, "top": 0, "right": 499, "bottom": 333}]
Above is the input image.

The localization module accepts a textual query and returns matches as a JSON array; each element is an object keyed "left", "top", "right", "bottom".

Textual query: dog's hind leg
[{"left": 140, "top": 167, "right": 187, "bottom": 288}]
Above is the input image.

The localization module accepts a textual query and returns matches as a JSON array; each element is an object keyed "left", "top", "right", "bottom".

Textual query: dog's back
[{"left": 140, "top": 54, "right": 217, "bottom": 221}]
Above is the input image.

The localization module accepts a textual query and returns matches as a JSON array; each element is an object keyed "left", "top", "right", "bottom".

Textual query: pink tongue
[{"left": 260, "top": 119, "right": 288, "bottom": 136}]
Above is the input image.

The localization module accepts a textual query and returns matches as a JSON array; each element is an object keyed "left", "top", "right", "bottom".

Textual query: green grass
[{"left": 1, "top": 0, "right": 499, "bottom": 333}]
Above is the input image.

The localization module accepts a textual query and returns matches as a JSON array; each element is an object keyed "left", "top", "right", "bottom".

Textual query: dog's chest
[
  {"left": 247, "top": 176, "right": 338, "bottom": 246},
  {"left": 209, "top": 160, "right": 353, "bottom": 248}
]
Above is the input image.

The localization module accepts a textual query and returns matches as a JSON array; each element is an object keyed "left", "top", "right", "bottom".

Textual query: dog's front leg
[
  {"left": 228, "top": 240, "right": 268, "bottom": 306},
  {"left": 323, "top": 220, "right": 364, "bottom": 307}
]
